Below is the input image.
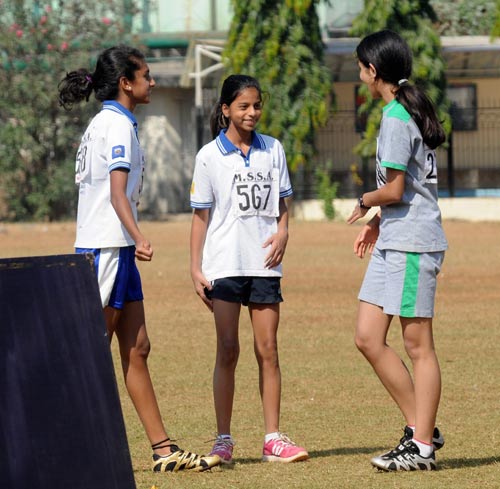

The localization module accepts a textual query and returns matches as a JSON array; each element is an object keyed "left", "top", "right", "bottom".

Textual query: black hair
[
  {"left": 58, "top": 45, "right": 145, "bottom": 111},
  {"left": 210, "top": 74, "right": 262, "bottom": 139},
  {"left": 356, "top": 30, "right": 445, "bottom": 149}
]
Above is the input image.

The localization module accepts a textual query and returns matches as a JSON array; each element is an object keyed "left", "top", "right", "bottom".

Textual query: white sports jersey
[
  {"left": 190, "top": 130, "right": 293, "bottom": 281},
  {"left": 74, "top": 101, "right": 145, "bottom": 248}
]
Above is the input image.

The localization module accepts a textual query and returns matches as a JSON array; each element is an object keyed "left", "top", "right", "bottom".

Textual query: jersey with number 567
[{"left": 190, "top": 130, "right": 293, "bottom": 281}]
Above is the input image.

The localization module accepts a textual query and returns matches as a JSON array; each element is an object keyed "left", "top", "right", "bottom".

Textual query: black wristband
[{"left": 358, "top": 195, "right": 371, "bottom": 210}]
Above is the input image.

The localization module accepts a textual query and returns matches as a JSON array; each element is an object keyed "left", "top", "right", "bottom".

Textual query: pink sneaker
[
  {"left": 209, "top": 435, "right": 235, "bottom": 465},
  {"left": 262, "top": 433, "right": 309, "bottom": 463}
]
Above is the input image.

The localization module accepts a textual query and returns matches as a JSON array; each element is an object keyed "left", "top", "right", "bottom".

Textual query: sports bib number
[
  {"left": 232, "top": 167, "right": 279, "bottom": 217},
  {"left": 424, "top": 148, "right": 438, "bottom": 184}
]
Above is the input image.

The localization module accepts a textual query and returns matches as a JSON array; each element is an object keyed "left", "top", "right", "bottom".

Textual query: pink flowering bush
[{"left": 0, "top": 0, "right": 141, "bottom": 221}]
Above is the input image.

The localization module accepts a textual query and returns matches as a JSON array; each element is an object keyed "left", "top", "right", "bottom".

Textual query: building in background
[{"left": 133, "top": 1, "right": 500, "bottom": 216}]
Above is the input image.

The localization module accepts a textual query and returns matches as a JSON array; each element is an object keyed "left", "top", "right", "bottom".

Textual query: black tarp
[{"left": 0, "top": 254, "right": 135, "bottom": 489}]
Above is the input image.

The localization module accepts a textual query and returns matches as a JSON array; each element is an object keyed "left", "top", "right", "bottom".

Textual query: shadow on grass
[
  {"left": 234, "top": 446, "right": 388, "bottom": 465},
  {"left": 440, "top": 456, "right": 500, "bottom": 470}
]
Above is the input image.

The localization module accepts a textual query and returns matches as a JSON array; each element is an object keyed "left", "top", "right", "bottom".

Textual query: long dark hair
[
  {"left": 58, "top": 45, "right": 145, "bottom": 110},
  {"left": 356, "top": 30, "right": 445, "bottom": 149},
  {"left": 210, "top": 74, "right": 262, "bottom": 139}
]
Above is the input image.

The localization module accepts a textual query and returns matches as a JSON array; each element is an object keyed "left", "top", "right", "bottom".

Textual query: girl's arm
[
  {"left": 190, "top": 208, "right": 213, "bottom": 311},
  {"left": 263, "top": 197, "right": 289, "bottom": 269},
  {"left": 347, "top": 168, "right": 405, "bottom": 225},
  {"left": 110, "top": 169, "right": 152, "bottom": 261}
]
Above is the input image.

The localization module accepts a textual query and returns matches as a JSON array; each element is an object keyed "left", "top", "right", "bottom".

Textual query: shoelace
[
  {"left": 274, "top": 433, "right": 296, "bottom": 446},
  {"left": 212, "top": 437, "right": 234, "bottom": 450}
]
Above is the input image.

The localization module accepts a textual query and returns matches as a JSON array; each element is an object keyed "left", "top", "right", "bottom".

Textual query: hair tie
[
  {"left": 85, "top": 74, "right": 93, "bottom": 84},
  {"left": 398, "top": 78, "right": 408, "bottom": 87}
]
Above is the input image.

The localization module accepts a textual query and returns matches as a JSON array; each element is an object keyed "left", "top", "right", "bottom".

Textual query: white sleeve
[{"left": 190, "top": 152, "right": 213, "bottom": 209}]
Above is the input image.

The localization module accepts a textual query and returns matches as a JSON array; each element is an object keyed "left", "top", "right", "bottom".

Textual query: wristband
[{"left": 358, "top": 195, "right": 371, "bottom": 210}]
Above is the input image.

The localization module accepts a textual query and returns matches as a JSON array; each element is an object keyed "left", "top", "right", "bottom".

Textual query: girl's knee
[
  {"left": 130, "top": 338, "right": 151, "bottom": 361},
  {"left": 254, "top": 340, "right": 278, "bottom": 365},
  {"left": 217, "top": 339, "right": 240, "bottom": 367},
  {"left": 354, "top": 331, "right": 371, "bottom": 355}
]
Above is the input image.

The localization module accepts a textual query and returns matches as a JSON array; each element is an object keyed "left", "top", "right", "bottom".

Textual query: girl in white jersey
[
  {"left": 347, "top": 30, "right": 448, "bottom": 472},
  {"left": 58, "top": 45, "right": 220, "bottom": 473},
  {"left": 190, "top": 75, "right": 308, "bottom": 465}
]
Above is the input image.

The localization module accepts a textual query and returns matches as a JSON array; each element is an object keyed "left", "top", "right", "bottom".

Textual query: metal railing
[{"left": 299, "top": 105, "right": 500, "bottom": 199}]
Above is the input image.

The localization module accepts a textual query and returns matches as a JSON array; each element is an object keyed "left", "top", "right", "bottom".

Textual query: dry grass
[{"left": 1, "top": 218, "right": 500, "bottom": 488}]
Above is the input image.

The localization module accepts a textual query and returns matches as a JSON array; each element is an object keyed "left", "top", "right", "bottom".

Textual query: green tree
[
  {"left": 350, "top": 0, "right": 450, "bottom": 160},
  {"left": 0, "top": 0, "right": 138, "bottom": 221},
  {"left": 431, "top": 0, "right": 496, "bottom": 36},
  {"left": 492, "top": 0, "right": 500, "bottom": 37},
  {"left": 223, "top": 0, "right": 331, "bottom": 173}
]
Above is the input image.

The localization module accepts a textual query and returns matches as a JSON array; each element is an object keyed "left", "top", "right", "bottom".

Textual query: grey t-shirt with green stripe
[{"left": 375, "top": 99, "right": 448, "bottom": 253}]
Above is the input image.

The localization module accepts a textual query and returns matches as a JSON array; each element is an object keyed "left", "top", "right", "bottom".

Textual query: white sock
[
  {"left": 412, "top": 438, "right": 433, "bottom": 457},
  {"left": 217, "top": 434, "right": 233, "bottom": 442},
  {"left": 264, "top": 432, "right": 280, "bottom": 443}
]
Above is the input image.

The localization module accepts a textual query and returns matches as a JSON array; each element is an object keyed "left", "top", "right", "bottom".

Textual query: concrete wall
[{"left": 293, "top": 198, "right": 500, "bottom": 222}]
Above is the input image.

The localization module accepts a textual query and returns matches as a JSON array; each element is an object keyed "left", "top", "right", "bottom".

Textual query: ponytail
[
  {"left": 210, "top": 102, "right": 229, "bottom": 139},
  {"left": 58, "top": 45, "right": 145, "bottom": 111},
  {"left": 396, "top": 84, "right": 446, "bottom": 149},
  {"left": 58, "top": 69, "right": 94, "bottom": 111}
]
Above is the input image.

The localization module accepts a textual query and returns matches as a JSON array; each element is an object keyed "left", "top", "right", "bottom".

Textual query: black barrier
[{"left": 0, "top": 254, "right": 136, "bottom": 489}]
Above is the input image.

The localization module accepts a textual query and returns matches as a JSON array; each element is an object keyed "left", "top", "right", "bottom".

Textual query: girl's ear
[
  {"left": 221, "top": 103, "right": 230, "bottom": 118},
  {"left": 368, "top": 63, "right": 377, "bottom": 79},
  {"left": 119, "top": 76, "right": 132, "bottom": 92}
]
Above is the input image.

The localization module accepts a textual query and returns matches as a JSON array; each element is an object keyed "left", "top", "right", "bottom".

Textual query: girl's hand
[
  {"left": 353, "top": 222, "right": 379, "bottom": 259},
  {"left": 135, "top": 238, "right": 153, "bottom": 261},
  {"left": 347, "top": 204, "right": 369, "bottom": 224},
  {"left": 263, "top": 228, "right": 288, "bottom": 269},
  {"left": 191, "top": 269, "right": 213, "bottom": 312}
]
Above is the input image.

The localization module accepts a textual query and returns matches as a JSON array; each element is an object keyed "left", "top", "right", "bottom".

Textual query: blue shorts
[
  {"left": 206, "top": 276, "right": 283, "bottom": 306},
  {"left": 358, "top": 247, "right": 444, "bottom": 318},
  {"left": 76, "top": 246, "right": 143, "bottom": 309}
]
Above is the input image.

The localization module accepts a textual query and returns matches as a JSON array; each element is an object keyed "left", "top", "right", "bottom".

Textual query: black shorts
[{"left": 206, "top": 276, "right": 283, "bottom": 306}]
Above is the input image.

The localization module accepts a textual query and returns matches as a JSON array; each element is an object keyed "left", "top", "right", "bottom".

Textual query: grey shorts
[{"left": 358, "top": 247, "right": 445, "bottom": 318}]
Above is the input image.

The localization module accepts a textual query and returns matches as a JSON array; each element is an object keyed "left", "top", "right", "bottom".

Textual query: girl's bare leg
[
  {"left": 401, "top": 317, "right": 441, "bottom": 444},
  {"left": 110, "top": 301, "right": 171, "bottom": 456},
  {"left": 355, "top": 301, "right": 416, "bottom": 426},
  {"left": 212, "top": 299, "right": 241, "bottom": 435},
  {"left": 249, "top": 303, "right": 280, "bottom": 434}
]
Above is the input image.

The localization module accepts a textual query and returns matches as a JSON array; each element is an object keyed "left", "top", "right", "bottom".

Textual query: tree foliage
[
  {"left": 431, "top": 0, "right": 496, "bottom": 36},
  {"left": 223, "top": 0, "right": 331, "bottom": 173},
  {"left": 350, "top": 0, "right": 450, "bottom": 159},
  {"left": 491, "top": 0, "right": 500, "bottom": 37},
  {"left": 0, "top": 0, "right": 138, "bottom": 221}
]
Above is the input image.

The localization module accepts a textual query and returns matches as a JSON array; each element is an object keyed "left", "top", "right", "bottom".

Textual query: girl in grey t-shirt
[{"left": 347, "top": 30, "right": 448, "bottom": 472}]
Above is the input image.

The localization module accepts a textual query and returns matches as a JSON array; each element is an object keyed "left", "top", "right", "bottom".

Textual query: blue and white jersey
[
  {"left": 375, "top": 99, "right": 448, "bottom": 253},
  {"left": 190, "top": 129, "right": 293, "bottom": 281},
  {"left": 74, "top": 101, "right": 145, "bottom": 248}
]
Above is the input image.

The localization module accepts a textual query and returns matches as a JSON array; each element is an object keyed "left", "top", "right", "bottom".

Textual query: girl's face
[
  {"left": 126, "top": 61, "right": 155, "bottom": 106},
  {"left": 222, "top": 87, "right": 262, "bottom": 134},
  {"left": 358, "top": 61, "right": 380, "bottom": 98}
]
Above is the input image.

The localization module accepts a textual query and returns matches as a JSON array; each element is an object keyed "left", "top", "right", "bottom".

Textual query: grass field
[{"left": 1, "top": 218, "right": 499, "bottom": 488}]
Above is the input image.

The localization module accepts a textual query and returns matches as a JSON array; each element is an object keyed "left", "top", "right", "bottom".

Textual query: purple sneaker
[
  {"left": 209, "top": 435, "right": 235, "bottom": 465},
  {"left": 262, "top": 433, "right": 309, "bottom": 463}
]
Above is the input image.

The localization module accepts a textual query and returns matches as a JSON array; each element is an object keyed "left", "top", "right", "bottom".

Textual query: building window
[{"left": 447, "top": 84, "right": 477, "bottom": 131}]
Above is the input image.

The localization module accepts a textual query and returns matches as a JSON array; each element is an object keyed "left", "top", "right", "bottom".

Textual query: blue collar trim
[
  {"left": 102, "top": 100, "right": 138, "bottom": 127},
  {"left": 215, "top": 129, "right": 266, "bottom": 155}
]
